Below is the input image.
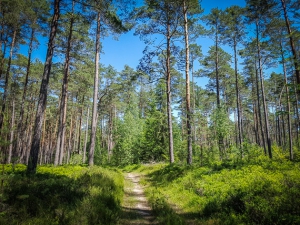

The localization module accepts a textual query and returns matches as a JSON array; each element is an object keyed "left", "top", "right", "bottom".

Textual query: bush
[
  {"left": 134, "top": 159, "right": 300, "bottom": 225},
  {"left": 0, "top": 165, "right": 124, "bottom": 225}
]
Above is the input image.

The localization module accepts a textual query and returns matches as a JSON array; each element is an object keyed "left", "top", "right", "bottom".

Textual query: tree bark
[
  {"left": 0, "top": 29, "right": 16, "bottom": 131},
  {"left": 55, "top": 6, "right": 74, "bottom": 166},
  {"left": 255, "top": 56, "right": 266, "bottom": 154},
  {"left": 166, "top": 22, "right": 174, "bottom": 164},
  {"left": 83, "top": 107, "right": 89, "bottom": 164},
  {"left": 77, "top": 103, "right": 84, "bottom": 154},
  {"left": 27, "top": 0, "right": 60, "bottom": 174},
  {"left": 89, "top": 12, "right": 101, "bottom": 166},
  {"left": 280, "top": 44, "right": 293, "bottom": 159},
  {"left": 16, "top": 27, "right": 35, "bottom": 163},
  {"left": 7, "top": 99, "right": 15, "bottom": 164},
  {"left": 233, "top": 38, "right": 243, "bottom": 152},
  {"left": 183, "top": 0, "right": 192, "bottom": 165},
  {"left": 280, "top": 0, "right": 300, "bottom": 87},
  {"left": 256, "top": 19, "right": 272, "bottom": 158}
]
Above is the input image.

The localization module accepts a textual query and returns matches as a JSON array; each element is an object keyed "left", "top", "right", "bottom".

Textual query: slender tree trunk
[
  {"left": 72, "top": 118, "right": 78, "bottom": 158},
  {"left": 256, "top": 19, "right": 272, "bottom": 158},
  {"left": 0, "top": 32, "right": 7, "bottom": 80},
  {"left": 252, "top": 70, "right": 260, "bottom": 146},
  {"left": 16, "top": 27, "right": 35, "bottom": 163},
  {"left": 234, "top": 39, "right": 243, "bottom": 152},
  {"left": 294, "top": 80, "right": 300, "bottom": 148},
  {"left": 280, "top": 45, "right": 293, "bottom": 159},
  {"left": 166, "top": 22, "right": 174, "bottom": 164},
  {"left": 20, "top": 94, "right": 35, "bottom": 163},
  {"left": 215, "top": 23, "right": 224, "bottom": 159},
  {"left": 40, "top": 109, "right": 47, "bottom": 165},
  {"left": 55, "top": 5, "right": 74, "bottom": 166},
  {"left": 108, "top": 106, "right": 113, "bottom": 162},
  {"left": 280, "top": 0, "right": 300, "bottom": 87},
  {"left": 192, "top": 59, "right": 196, "bottom": 144},
  {"left": 7, "top": 99, "right": 15, "bottom": 164},
  {"left": 67, "top": 113, "right": 73, "bottom": 164},
  {"left": 0, "top": 29, "right": 16, "bottom": 131},
  {"left": 281, "top": 112, "right": 286, "bottom": 146},
  {"left": 183, "top": 0, "right": 192, "bottom": 165},
  {"left": 276, "top": 112, "right": 282, "bottom": 146},
  {"left": 83, "top": 107, "right": 89, "bottom": 164},
  {"left": 253, "top": 103, "right": 259, "bottom": 145},
  {"left": 77, "top": 105, "right": 83, "bottom": 154},
  {"left": 89, "top": 12, "right": 101, "bottom": 166},
  {"left": 255, "top": 57, "right": 266, "bottom": 153},
  {"left": 27, "top": 0, "right": 60, "bottom": 174}
]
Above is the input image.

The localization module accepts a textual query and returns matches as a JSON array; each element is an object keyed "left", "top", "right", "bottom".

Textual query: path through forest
[{"left": 120, "top": 173, "right": 157, "bottom": 225}]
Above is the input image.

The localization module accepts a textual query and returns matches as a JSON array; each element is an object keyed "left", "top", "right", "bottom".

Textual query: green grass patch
[
  {"left": 130, "top": 158, "right": 300, "bottom": 225},
  {"left": 0, "top": 164, "right": 124, "bottom": 225}
]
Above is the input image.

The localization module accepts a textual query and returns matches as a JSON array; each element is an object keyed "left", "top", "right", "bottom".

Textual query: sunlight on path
[{"left": 120, "top": 173, "right": 157, "bottom": 225}]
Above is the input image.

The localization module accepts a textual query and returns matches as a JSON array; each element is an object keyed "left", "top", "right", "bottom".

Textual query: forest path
[{"left": 119, "top": 173, "right": 158, "bottom": 225}]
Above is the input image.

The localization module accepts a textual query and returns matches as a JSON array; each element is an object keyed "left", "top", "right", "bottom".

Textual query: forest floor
[{"left": 119, "top": 173, "right": 158, "bottom": 225}]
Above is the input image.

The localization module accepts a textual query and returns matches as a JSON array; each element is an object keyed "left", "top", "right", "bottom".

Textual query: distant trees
[
  {"left": 0, "top": 0, "right": 299, "bottom": 171},
  {"left": 134, "top": 0, "right": 183, "bottom": 163}
]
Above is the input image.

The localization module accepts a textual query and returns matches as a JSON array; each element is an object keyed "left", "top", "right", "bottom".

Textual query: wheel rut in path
[{"left": 120, "top": 173, "right": 157, "bottom": 225}]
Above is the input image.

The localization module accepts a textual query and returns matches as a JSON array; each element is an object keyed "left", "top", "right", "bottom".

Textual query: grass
[
  {"left": 124, "top": 155, "right": 300, "bottom": 225},
  {"left": 1, "top": 146, "right": 300, "bottom": 225},
  {"left": 0, "top": 164, "right": 124, "bottom": 225}
]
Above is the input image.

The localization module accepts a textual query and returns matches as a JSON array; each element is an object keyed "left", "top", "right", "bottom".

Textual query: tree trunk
[
  {"left": 215, "top": 21, "right": 224, "bottom": 159},
  {"left": 89, "top": 12, "right": 101, "bottom": 166},
  {"left": 280, "top": 0, "right": 300, "bottom": 87},
  {"left": 67, "top": 113, "right": 74, "bottom": 164},
  {"left": 255, "top": 56, "right": 266, "bottom": 154},
  {"left": 0, "top": 29, "right": 16, "bottom": 131},
  {"left": 16, "top": 27, "right": 35, "bottom": 163},
  {"left": 77, "top": 104, "right": 83, "bottom": 154},
  {"left": 280, "top": 42, "right": 293, "bottom": 159},
  {"left": 234, "top": 39, "right": 243, "bottom": 152},
  {"left": 183, "top": 0, "right": 192, "bottom": 165},
  {"left": 27, "top": 0, "right": 60, "bottom": 174},
  {"left": 83, "top": 107, "right": 89, "bottom": 164},
  {"left": 256, "top": 19, "right": 272, "bottom": 158},
  {"left": 293, "top": 80, "right": 300, "bottom": 148},
  {"left": 7, "top": 99, "right": 15, "bottom": 164},
  {"left": 55, "top": 5, "right": 74, "bottom": 165},
  {"left": 166, "top": 22, "right": 174, "bottom": 164},
  {"left": 0, "top": 26, "right": 7, "bottom": 80}
]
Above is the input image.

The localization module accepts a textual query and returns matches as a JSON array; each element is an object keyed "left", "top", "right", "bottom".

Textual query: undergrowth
[
  {"left": 125, "top": 151, "right": 300, "bottom": 225},
  {"left": 0, "top": 164, "right": 124, "bottom": 225}
]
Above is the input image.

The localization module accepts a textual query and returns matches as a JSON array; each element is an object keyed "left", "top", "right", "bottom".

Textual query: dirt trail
[{"left": 120, "top": 173, "right": 157, "bottom": 225}]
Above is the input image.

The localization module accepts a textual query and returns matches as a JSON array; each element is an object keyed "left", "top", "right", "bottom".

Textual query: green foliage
[
  {"left": 139, "top": 110, "right": 169, "bottom": 163},
  {"left": 147, "top": 190, "right": 184, "bottom": 225},
  {"left": 131, "top": 157, "right": 300, "bottom": 225},
  {"left": 0, "top": 165, "right": 124, "bottom": 225},
  {"left": 210, "top": 106, "right": 234, "bottom": 142},
  {"left": 112, "top": 109, "right": 144, "bottom": 166}
]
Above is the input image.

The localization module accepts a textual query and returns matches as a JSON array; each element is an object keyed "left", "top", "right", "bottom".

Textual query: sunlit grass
[{"left": 129, "top": 155, "right": 300, "bottom": 225}]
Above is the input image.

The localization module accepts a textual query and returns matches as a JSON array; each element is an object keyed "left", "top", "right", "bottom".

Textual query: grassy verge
[
  {"left": 125, "top": 158, "right": 300, "bottom": 225},
  {"left": 0, "top": 164, "right": 124, "bottom": 225}
]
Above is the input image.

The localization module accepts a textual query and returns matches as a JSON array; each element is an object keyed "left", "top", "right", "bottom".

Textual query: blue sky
[
  {"left": 100, "top": 0, "right": 247, "bottom": 88},
  {"left": 23, "top": 0, "right": 247, "bottom": 89}
]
